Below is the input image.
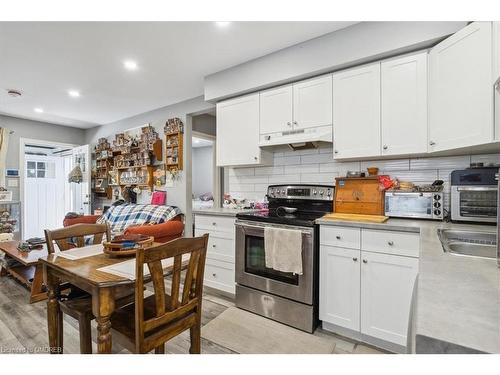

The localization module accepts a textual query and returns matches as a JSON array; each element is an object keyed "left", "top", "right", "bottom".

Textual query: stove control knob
[
  {"left": 434, "top": 209, "right": 441, "bottom": 216},
  {"left": 281, "top": 189, "right": 286, "bottom": 195},
  {"left": 313, "top": 189, "right": 317, "bottom": 195},
  {"left": 327, "top": 189, "right": 332, "bottom": 197},
  {"left": 434, "top": 202, "right": 441, "bottom": 208},
  {"left": 434, "top": 194, "right": 441, "bottom": 201},
  {"left": 319, "top": 190, "right": 324, "bottom": 196}
]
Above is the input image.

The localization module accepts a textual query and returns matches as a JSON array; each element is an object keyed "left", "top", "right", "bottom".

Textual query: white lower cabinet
[
  {"left": 320, "top": 246, "right": 360, "bottom": 331},
  {"left": 360, "top": 251, "right": 418, "bottom": 346},
  {"left": 194, "top": 214, "right": 236, "bottom": 294},
  {"left": 320, "top": 225, "right": 419, "bottom": 351}
]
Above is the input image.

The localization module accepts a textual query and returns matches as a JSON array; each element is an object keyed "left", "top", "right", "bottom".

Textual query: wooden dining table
[{"left": 39, "top": 244, "right": 178, "bottom": 354}]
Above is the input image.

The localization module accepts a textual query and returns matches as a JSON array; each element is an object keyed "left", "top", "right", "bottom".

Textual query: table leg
[
  {"left": 92, "top": 287, "right": 115, "bottom": 354},
  {"left": 44, "top": 266, "right": 63, "bottom": 354},
  {"left": 30, "top": 263, "right": 47, "bottom": 303}
]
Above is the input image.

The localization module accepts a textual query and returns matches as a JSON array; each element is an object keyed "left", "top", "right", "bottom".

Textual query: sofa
[{"left": 63, "top": 203, "right": 184, "bottom": 243}]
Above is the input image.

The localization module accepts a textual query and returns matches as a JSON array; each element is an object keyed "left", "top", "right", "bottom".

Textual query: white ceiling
[{"left": 0, "top": 21, "right": 357, "bottom": 129}]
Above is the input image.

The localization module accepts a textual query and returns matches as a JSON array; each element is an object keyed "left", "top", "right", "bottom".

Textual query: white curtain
[{"left": 0, "top": 128, "right": 10, "bottom": 188}]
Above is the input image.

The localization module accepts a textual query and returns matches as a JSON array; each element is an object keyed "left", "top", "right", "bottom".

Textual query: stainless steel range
[{"left": 235, "top": 184, "right": 334, "bottom": 333}]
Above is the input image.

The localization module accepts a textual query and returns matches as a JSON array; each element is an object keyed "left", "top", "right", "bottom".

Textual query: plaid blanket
[{"left": 97, "top": 204, "right": 182, "bottom": 235}]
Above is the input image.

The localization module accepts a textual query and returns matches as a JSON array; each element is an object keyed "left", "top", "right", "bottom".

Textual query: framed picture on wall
[{"left": 0, "top": 190, "right": 13, "bottom": 202}]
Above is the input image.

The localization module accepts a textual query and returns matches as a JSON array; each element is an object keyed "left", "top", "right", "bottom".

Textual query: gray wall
[
  {"left": 204, "top": 21, "right": 467, "bottom": 101},
  {"left": 192, "top": 146, "right": 214, "bottom": 197},
  {"left": 192, "top": 113, "right": 216, "bottom": 136},
  {"left": 85, "top": 95, "right": 215, "bottom": 234},
  {"left": 0, "top": 114, "right": 85, "bottom": 200}
]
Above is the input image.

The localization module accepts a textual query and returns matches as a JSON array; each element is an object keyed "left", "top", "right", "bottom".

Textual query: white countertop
[
  {"left": 316, "top": 217, "right": 500, "bottom": 353},
  {"left": 192, "top": 207, "right": 262, "bottom": 217}
]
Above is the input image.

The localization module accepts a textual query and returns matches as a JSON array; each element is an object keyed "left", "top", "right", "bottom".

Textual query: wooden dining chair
[
  {"left": 44, "top": 223, "right": 134, "bottom": 354},
  {"left": 109, "top": 234, "right": 209, "bottom": 354}
]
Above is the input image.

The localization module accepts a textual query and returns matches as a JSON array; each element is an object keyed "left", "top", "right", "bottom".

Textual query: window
[{"left": 26, "top": 160, "right": 56, "bottom": 179}]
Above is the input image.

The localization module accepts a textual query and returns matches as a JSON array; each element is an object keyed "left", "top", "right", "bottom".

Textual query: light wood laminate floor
[{"left": 0, "top": 274, "right": 385, "bottom": 354}]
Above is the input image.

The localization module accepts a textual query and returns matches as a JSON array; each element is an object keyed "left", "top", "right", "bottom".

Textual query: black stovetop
[{"left": 236, "top": 209, "right": 327, "bottom": 227}]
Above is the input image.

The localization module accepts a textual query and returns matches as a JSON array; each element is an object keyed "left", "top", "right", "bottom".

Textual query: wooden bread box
[{"left": 334, "top": 177, "right": 385, "bottom": 215}]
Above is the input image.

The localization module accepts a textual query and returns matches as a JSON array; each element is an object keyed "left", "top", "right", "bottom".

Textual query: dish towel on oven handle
[{"left": 264, "top": 227, "right": 303, "bottom": 275}]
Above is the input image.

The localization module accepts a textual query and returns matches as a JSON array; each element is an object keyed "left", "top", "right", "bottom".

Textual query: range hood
[{"left": 259, "top": 125, "right": 333, "bottom": 149}]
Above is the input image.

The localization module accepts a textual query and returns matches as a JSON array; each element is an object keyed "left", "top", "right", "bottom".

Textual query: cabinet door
[
  {"left": 494, "top": 22, "right": 500, "bottom": 140},
  {"left": 320, "top": 245, "right": 361, "bottom": 331},
  {"left": 216, "top": 93, "right": 262, "bottom": 166},
  {"left": 260, "top": 85, "right": 293, "bottom": 135},
  {"left": 429, "top": 22, "right": 493, "bottom": 151},
  {"left": 293, "top": 75, "right": 333, "bottom": 130},
  {"left": 360, "top": 252, "right": 418, "bottom": 346},
  {"left": 332, "top": 63, "right": 381, "bottom": 159},
  {"left": 381, "top": 52, "right": 428, "bottom": 155}
]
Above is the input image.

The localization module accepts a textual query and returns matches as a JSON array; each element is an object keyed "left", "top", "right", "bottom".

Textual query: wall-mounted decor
[{"left": 164, "top": 117, "right": 184, "bottom": 172}]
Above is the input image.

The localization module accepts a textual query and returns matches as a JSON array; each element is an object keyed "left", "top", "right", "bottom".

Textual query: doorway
[
  {"left": 191, "top": 112, "right": 220, "bottom": 211},
  {"left": 19, "top": 139, "right": 90, "bottom": 240}
]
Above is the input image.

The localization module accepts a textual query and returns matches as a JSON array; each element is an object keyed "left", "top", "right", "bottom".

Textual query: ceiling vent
[{"left": 7, "top": 89, "right": 22, "bottom": 98}]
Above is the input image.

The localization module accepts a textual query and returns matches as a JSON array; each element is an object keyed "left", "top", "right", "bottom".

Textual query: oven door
[
  {"left": 385, "top": 192, "right": 434, "bottom": 219},
  {"left": 235, "top": 220, "right": 314, "bottom": 305},
  {"left": 451, "top": 186, "right": 497, "bottom": 222}
]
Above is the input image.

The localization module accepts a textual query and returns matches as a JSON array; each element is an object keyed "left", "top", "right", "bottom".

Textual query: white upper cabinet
[
  {"left": 429, "top": 22, "right": 493, "bottom": 152},
  {"left": 333, "top": 63, "right": 381, "bottom": 159},
  {"left": 293, "top": 75, "right": 333, "bottom": 130},
  {"left": 360, "top": 251, "right": 418, "bottom": 346},
  {"left": 259, "top": 85, "right": 293, "bottom": 135},
  {"left": 216, "top": 93, "right": 271, "bottom": 167},
  {"left": 381, "top": 52, "right": 428, "bottom": 156}
]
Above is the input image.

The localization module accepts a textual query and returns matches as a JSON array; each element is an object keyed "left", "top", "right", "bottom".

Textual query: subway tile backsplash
[{"left": 226, "top": 144, "right": 500, "bottom": 214}]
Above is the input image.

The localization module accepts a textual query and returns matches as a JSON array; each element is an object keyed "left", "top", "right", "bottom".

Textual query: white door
[
  {"left": 319, "top": 245, "right": 361, "bottom": 331},
  {"left": 70, "top": 144, "right": 91, "bottom": 215},
  {"left": 429, "top": 21, "right": 493, "bottom": 151},
  {"left": 293, "top": 75, "right": 333, "bottom": 130},
  {"left": 259, "top": 85, "right": 293, "bottom": 135},
  {"left": 381, "top": 52, "right": 428, "bottom": 156},
  {"left": 360, "top": 251, "right": 418, "bottom": 346},
  {"left": 216, "top": 93, "right": 263, "bottom": 166},
  {"left": 333, "top": 63, "right": 381, "bottom": 159},
  {"left": 24, "top": 156, "right": 66, "bottom": 239}
]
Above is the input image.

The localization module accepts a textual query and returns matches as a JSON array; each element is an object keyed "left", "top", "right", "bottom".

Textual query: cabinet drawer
[
  {"left": 207, "top": 235, "right": 234, "bottom": 263},
  {"left": 194, "top": 215, "right": 235, "bottom": 238},
  {"left": 320, "top": 226, "right": 361, "bottom": 249},
  {"left": 361, "top": 229, "right": 419, "bottom": 258},
  {"left": 204, "top": 259, "right": 235, "bottom": 294}
]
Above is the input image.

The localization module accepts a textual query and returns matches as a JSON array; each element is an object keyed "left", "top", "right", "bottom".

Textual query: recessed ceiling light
[
  {"left": 68, "top": 90, "right": 80, "bottom": 98},
  {"left": 215, "top": 21, "right": 231, "bottom": 28},
  {"left": 34, "top": 107, "right": 44, "bottom": 113},
  {"left": 123, "top": 60, "right": 138, "bottom": 71}
]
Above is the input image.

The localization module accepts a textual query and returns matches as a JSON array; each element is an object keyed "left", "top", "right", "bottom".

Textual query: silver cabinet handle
[
  {"left": 287, "top": 121, "right": 291, "bottom": 127},
  {"left": 254, "top": 156, "right": 258, "bottom": 161},
  {"left": 212, "top": 273, "right": 217, "bottom": 277},
  {"left": 388, "top": 241, "right": 394, "bottom": 246},
  {"left": 352, "top": 257, "right": 358, "bottom": 262},
  {"left": 429, "top": 141, "right": 436, "bottom": 146},
  {"left": 495, "top": 76, "right": 500, "bottom": 90},
  {"left": 362, "top": 259, "right": 368, "bottom": 264},
  {"left": 212, "top": 222, "right": 216, "bottom": 226},
  {"left": 293, "top": 121, "right": 298, "bottom": 125},
  {"left": 383, "top": 145, "right": 388, "bottom": 150},
  {"left": 334, "top": 150, "right": 339, "bottom": 154},
  {"left": 212, "top": 244, "right": 216, "bottom": 248},
  {"left": 335, "top": 235, "right": 341, "bottom": 240}
]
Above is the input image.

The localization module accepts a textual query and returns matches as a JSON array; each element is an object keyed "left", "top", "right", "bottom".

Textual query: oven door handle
[
  {"left": 235, "top": 220, "right": 314, "bottom": 235},
  {"left": 456, "top": 186, "right": 497, "bottom": 192},
  {"left": 389, "top": 192, "right": 425, "bottom": 196}
]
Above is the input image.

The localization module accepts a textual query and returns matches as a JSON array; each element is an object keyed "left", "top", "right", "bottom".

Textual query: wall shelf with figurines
[{"left": 164, "top": 117, "right": 184, "bottom": 172}]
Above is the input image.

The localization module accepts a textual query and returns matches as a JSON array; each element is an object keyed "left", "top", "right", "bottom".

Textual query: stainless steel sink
[{"left": 437, "top": 229, "right": 497, "bottom": 259}]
